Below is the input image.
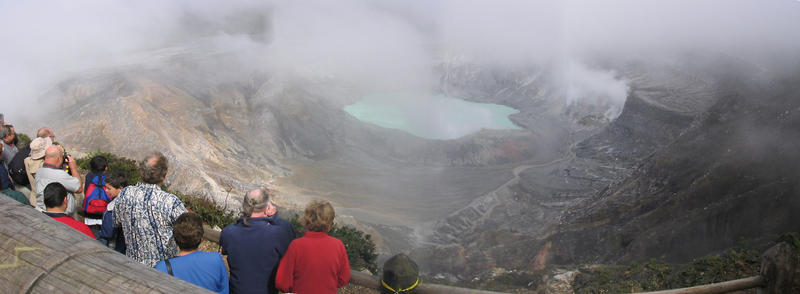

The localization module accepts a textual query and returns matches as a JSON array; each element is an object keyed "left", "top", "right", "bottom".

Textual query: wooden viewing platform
[{"left": 0, "top": 195, "right": 212, "bottom": 293}]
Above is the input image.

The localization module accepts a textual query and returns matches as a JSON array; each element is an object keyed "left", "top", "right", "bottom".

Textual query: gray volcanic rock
[
  {"left": 411, "top": 55, "right": 743, "bottom": 277},
  {"left": 546, "top": 70, "right": 800, "bottom": 265}
]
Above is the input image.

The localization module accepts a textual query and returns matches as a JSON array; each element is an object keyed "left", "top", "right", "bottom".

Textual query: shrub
[
  {"left": 77, "top": 151, "right": 140, "bottom": 184},
  {"left": 290, "top": 216, "right": 378, "bottom": 274},
  {"left": 174, "top": 190, "right": 238, "bottom": 229},
  {"left": 573, "top": 247, "right": 761, "bottom": 293},
  {"left": 16, "top": 133, "right": 31, "bottom": 149},
  {"left": 778, "top": 232, "right": 800, "bottom": 250}
]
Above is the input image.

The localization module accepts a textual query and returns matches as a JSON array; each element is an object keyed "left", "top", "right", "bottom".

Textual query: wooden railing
[{"left": 634, "top": 276, "right": 765, "bottom": 294}]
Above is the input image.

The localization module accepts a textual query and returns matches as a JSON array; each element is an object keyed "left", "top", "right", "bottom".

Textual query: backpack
[
  {"left": 7, "top": 147, "right": 30, "bottom": 187},
  {"left": 83, "top": 175, "right": 111, "bottom": 216}
]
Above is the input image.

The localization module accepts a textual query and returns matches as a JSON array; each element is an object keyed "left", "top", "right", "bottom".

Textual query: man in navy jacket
[{"left": 220, "top": 188, "right": 296, "bottom": 294}]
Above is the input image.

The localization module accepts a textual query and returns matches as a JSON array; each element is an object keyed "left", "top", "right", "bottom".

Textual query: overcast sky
[{"left": 2, "top": 0, "right": 799, "bottom": 128}]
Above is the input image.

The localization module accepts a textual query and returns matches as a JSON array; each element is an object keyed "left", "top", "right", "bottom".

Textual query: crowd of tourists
[{"left": 0, "top": 114, "right": 352, "bottom": 294}]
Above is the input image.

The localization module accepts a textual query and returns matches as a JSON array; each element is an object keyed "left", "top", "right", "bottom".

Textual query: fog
[{"left": 2, "top": 0, "right": 799, "bottom": 128}]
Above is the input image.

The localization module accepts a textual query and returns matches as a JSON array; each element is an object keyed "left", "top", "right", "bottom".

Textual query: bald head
[
  {"left": 43, "top": 145, "right": 64, "bottom": 166},
  {"left": 37, "top": 128, "right": 54, "bottom": 140},
  {"left": 139, "top": 151, "right": 168, "bottom": 184}
]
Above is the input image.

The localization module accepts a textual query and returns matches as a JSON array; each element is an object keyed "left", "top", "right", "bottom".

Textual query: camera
[{"left": 63, "top": 153, "right": 71, "bottom": 174}]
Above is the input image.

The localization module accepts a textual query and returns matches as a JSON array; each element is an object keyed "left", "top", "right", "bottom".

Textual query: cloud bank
[{"left": 2, "top": 0, "right": 799, "bottom": 128}]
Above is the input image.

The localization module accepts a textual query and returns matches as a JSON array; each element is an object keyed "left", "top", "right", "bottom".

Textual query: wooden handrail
[{"left": 634, "top": 276, "right": 765, "bottom": 294}]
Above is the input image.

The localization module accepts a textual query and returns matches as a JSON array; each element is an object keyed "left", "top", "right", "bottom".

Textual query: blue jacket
[
  {"left": 220, "top": 214, "right": 296, "bottom": 294},
  {"left": 155, "top": 251, "right": 229, "bottom": 294}
]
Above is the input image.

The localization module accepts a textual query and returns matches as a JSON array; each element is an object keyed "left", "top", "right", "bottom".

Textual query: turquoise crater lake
[{"left": 344, "top": 93, "right": 522, "bottom": 140}]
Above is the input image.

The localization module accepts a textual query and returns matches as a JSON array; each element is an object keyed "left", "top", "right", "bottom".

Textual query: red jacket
[
  {"left": 45, "top": 212, "right": 95, "bottom": 239},
  {"left": 276, "top": 231, "right": 350, "bottom": 294}
]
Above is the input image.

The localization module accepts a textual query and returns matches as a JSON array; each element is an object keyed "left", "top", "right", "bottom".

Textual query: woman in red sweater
[{"left": 276, "top": 200, "right": 350, "bottom": 293}]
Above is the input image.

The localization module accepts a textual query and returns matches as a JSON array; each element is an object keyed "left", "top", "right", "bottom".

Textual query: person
[
  {"left": 1, "top": 124, "right": 18, "bottom": 164},
  {"left": 34, "top": 145, "right": 81, "bottom": 215},
  {"left": 36, "top": 127, "right": 55, "bottom": 141},
  {"left": 219, "top": 188, "right": 296, "bottom": 294},
  {"left": 155, "top": 212, "right": 229, "bottom": 294},
  {"left": 0, "top": 140, "right": 28, "bottom": 205},
  {"left": 100, "top": 170, "right": 128, "bottom": 254},
  {"left": 42, "top": 182, "right": 95, "bottom": 239},
  {"left": 275, "top": 200, "right": 350, "bottom": 294},
  {"left": 24, "top": 137, "right": 52, "bottom": 208},
  {"left": 380, "top": 253, "right": 420, "bottom": 294},
  {"left": 113, "top": 151, "right": 187, "bottom": 267},
  {"left": 83, "top": 155, "right": 108, "bottom": 235}
]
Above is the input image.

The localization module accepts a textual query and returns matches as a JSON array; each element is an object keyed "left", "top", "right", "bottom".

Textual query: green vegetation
[
  {"left": 77, "top": 151, "right": 140, "bottom": 184},
  {"left": 290, "top": 216, "right": 378, "bottom": 274},
  {"left": 778, "top": 232, "right": 800, "bottom": 250},
  {"left": 573, "top": 246, "right": 761, "bottom": 293},
  {"left": 483, "top": 271, "right": 543, "bottom": 291},
  {"left": 421, "top": 268, "right": 547, "bottom": 292},
  {"left": 331, "top": 225, "right": 379, "bottom": 274},
  {"left": 173, "top": 190, "right": 238, "bottom": 229},
  {"left": 16, "top": 133, "right": 31, "bottom": 149}
]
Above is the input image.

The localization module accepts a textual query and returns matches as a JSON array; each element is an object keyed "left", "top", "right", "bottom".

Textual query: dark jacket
[
  {"left": 219, "top": 214, "right": 296, "bottom": 294},
  {"left": 100, "top": 208, "right": 126, "bottom": 254}
]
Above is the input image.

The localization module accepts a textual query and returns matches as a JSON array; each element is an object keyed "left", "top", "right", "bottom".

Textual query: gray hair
[
  {"left": 139, "top": 151, "right": 169, "bottom": 184},
  {"left": 242, "top": 188, "right": 272, "bottom": 226},
  {"left": 0, "top": 125, "right": 12, "bottom": 139},
  {"left": 37, "top": 127, "right": 52, "bottom": 138}
]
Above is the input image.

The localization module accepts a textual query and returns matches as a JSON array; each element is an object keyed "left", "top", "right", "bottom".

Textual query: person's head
[
  {"left": 89, "top": 155, "right": 108, "bottom": 173},
  {"left": 173, "top": 212, "right": 204, "bottom": 251},
  {"left": 302, "top": 200, "right": 335, "bottom": 233},
  {"left": 43, "top": 145, "right": 64, "bottom": 166},
  {"left": 37, "top": 127, "right": 54, "bottom": 141},
  {"left": 43, "top": 182, "right": 68, "bottom": 211},
  {"left": 105, "top": 170, "right": 128, "bottom": 198},
  {"left": 242, "top": 188, "right": 273, "bottom": 225},
  {"left": 29, "top": 137, "right": 53, "bottom": 160},
  {"left": 139, "top": 151, "right": 168, "bottom": 184},
  {"left": 0, "top": 125, "right": 14, "bottom": 143},
  {"left": 381, "top": 253, "right": 420, "bottom": 294}
]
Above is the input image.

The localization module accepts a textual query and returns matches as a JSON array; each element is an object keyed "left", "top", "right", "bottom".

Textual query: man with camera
[{"left": 34, "top": 145, "right": 81, "bottom": 215}]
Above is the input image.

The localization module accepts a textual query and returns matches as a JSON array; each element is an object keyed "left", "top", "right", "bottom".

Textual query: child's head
[
  {"left": 43, "top": 182, "right": 68, "bottom": 210},
  {"left": 173, "top": 212, "right": 204, "bottom": 251},
  {"left": 89, "top": 155, "right": 108, "bottom": 173},
  {"left": 104, "top": 171, "right": 128, "bottom": 198},
  {"left": 301, "top": 200, "right": 335, "bottom": 233}
]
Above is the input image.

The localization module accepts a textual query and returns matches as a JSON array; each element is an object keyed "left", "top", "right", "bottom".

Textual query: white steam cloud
[{"left": 1, "top": 0, "right": 800, "bottom": 128}]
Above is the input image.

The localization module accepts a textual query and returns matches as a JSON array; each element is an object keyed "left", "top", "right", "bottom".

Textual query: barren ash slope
[
  {"left": 546, "top": 62, "right": 800, "bottom": 266},
  {"left": 37, "top": 51, "right": 800, "bottom": 280}
]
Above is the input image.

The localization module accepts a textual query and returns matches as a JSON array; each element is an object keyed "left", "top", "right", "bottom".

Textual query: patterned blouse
[{"left": 114, "top": 183, "right": 187, "bottom": 267}]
